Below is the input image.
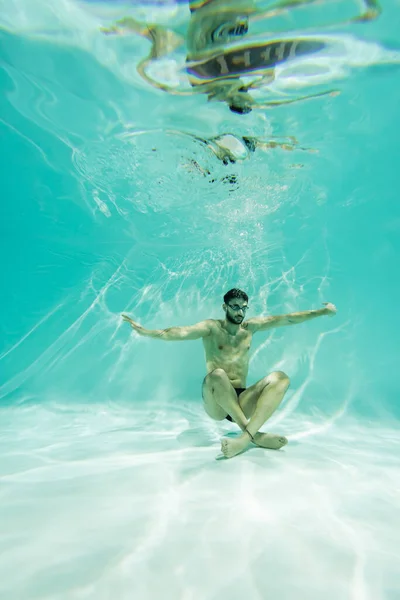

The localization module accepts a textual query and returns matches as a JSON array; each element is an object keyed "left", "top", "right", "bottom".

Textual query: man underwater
[{"left": 122, "top": 288, "right": 337, "bottom": 458}]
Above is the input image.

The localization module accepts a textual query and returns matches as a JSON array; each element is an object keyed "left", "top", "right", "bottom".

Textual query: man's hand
[
  {"left": 121, "top": 314, "right": 144, "bottom": 334},
  {"left": 323, "top": 302, "right": 337, "bottom": 316}
]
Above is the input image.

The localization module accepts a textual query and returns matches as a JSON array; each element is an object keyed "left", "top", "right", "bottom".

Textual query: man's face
[{"left": 224, "top": 299, "right": 249, "bottom": 324}]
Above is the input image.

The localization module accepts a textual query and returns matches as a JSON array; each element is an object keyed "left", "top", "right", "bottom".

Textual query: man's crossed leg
[{"left": 202, "top": 368, "right": 290, "bottom": 458}]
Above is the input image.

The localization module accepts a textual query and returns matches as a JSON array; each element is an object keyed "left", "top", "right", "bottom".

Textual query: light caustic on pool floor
[{"left": 0, "top": 401, "right": 399, "bottom": 600}]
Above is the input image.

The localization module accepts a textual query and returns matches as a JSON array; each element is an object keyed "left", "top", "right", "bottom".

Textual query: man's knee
[
  {"left": 203, "top": 368, "right": 230, "bottom": 395},
  {"left": 206, "top": 368, "right": 228, "bottom": 383},
  {"left": 269, "top": 370, "right": 290, "bottom": 389}
]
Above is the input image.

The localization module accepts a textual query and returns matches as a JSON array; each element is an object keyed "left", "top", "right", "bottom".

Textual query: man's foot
[
  {"left": 253, "top": 432, "right": 288, "bottom": 450},
  {"left": 221, "top": 431, "right": 252, "bottom": 458}
]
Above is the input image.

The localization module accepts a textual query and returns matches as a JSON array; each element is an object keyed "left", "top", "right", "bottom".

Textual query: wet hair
[
  {"left": 229, "top": 104, "right": 252, "bottom": 115},
  {"left": 223, "top": 288, "right": 249, "bottom": 304},
  {"left": 229, "top": 88, "right": 252, "bottom": 114}
]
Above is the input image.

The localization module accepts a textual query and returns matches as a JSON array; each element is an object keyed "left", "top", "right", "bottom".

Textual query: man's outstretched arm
[
  {"left": 121, "top": 314, "right": 212, "bottom": 340},
  {"left": 246, "top": 303, "right": 337, "bottom": 333}
]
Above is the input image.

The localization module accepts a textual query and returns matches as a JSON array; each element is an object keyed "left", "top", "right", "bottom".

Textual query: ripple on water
[
  {"left": 72, "top": 130, "right": 229, "bottom": 215},
  {"left": 72, "top": 127, "right": 312, "bottom": 224}
]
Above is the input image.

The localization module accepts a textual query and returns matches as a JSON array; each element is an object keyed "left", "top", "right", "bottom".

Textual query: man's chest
[{"left": 212, "top": 330, "right": 252, "bottom": 353}]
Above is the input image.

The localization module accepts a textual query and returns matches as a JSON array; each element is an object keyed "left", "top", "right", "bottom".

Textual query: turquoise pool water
[{"left": 1, "top": 0, "right": 399, "bottom": 598}]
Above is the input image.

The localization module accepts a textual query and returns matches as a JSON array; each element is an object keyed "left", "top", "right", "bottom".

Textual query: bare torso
[{"left": 202, "top": 319, "right": 253, "bottom": 388}]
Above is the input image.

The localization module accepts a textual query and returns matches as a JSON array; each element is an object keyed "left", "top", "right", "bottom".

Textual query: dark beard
[{"left": 226, "top": 311, "right": 242, "bottom": 324}]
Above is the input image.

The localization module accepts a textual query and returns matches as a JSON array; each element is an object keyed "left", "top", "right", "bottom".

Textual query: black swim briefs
[{"left": 226, "top": 388, "right": 246, "bottom": 422}]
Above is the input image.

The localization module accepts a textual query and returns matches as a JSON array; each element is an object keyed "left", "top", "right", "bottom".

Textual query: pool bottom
[{"left": 0, "top": 400, "right": 398, "bottom": 600}]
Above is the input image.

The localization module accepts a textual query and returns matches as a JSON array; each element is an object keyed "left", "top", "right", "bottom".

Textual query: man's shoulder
[
  {"left": 204, "top": 318, "right": 221, "bottom": 328},
  {"left": 241, "top": 320, "right": 255, "bottom": 334},
  {"left": 203, "top": 319, "right": 222, "bottom": 332}
]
